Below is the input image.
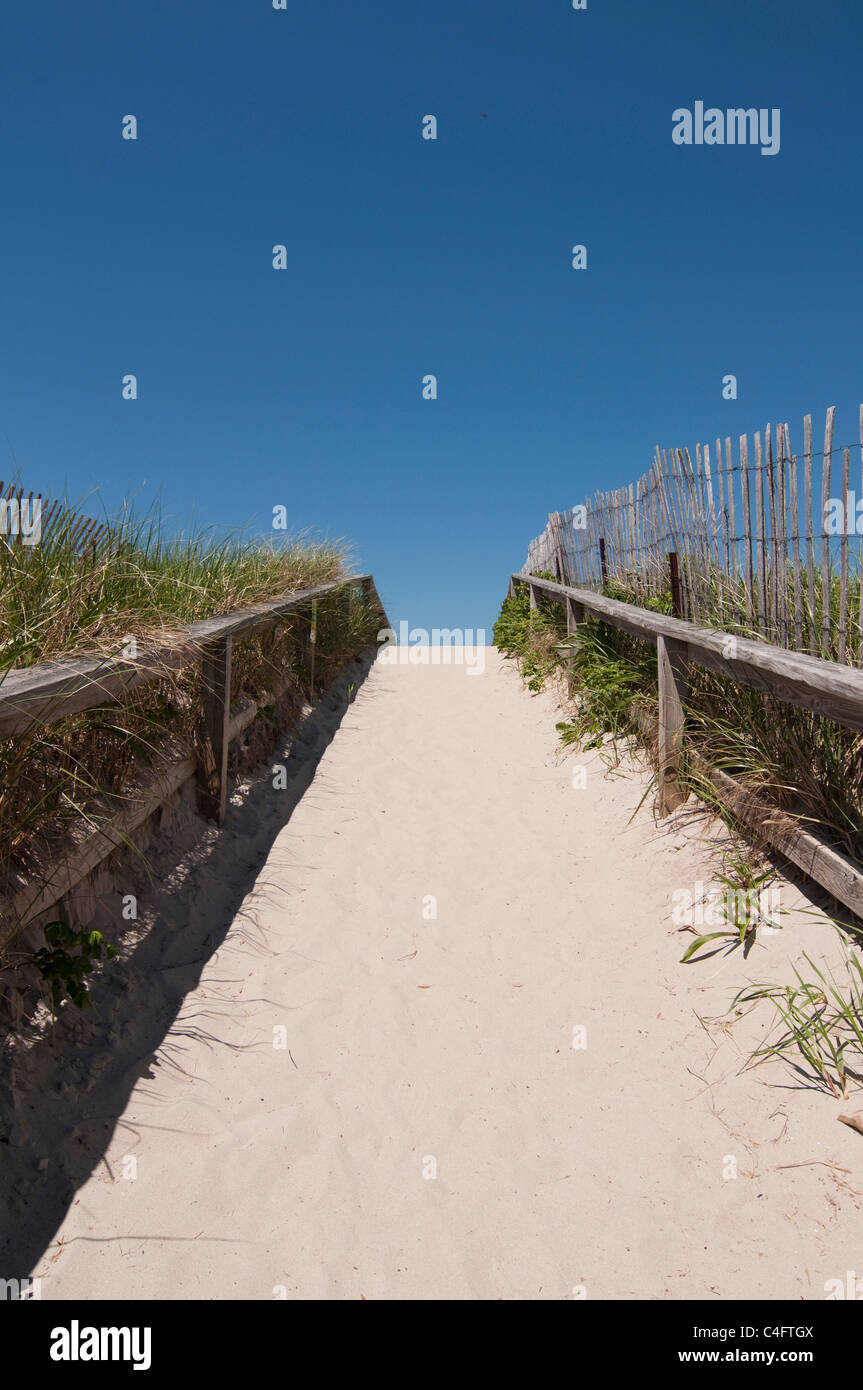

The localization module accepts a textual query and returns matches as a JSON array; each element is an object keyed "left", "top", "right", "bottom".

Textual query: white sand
[{"left": 28, "top": 649, "right": 863, "bottom": 1299}]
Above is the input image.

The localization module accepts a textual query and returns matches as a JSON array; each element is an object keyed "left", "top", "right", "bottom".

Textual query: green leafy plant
[
  {"left": 493, "top": 573, "right": 566, "bottom": 693},
  {"left": 32, "top": 920, "right": 118, "bottom": 1013},
  {"left": 556, "top": 619, "right": 657, "bottom": 752}
]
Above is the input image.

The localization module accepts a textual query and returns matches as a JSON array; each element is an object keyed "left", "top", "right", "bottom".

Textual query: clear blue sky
[{"left": 2, "top": 0, "right": 861, "bottom": 632}]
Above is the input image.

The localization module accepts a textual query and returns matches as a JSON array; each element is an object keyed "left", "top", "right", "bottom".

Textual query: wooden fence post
[
  {"left": 309, "top": 599, "right": 318, "bottom": 697},
  {"left": 567, "top": 596, "right": 585, "bottom": 632},
  {"left": 529, "top": 582, "right": 539, "bottom": 611},
  {"left": 565, "top": 596, "right": 585, "bottom": 680},
  {"left": 598, "top": 536, "right": 608, "bottom": 588},
  {"left": 657, "top": 634, "right": 689, "bottom": 816},
  {"left": 668, "top": 551, "right": 682, "bottom": 619},
  {"left": 198, "top": 635, "right": 232, "bottom": 825}
]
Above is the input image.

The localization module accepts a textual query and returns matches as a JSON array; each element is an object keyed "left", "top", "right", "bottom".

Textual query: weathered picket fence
[
  {"left": 0, "top": 480, "right": 111, "bottom": 556},
  {"left": 524, "top": 405, "right": 863, "bottom": 663}
]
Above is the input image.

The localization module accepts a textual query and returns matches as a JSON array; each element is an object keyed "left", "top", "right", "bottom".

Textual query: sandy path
[{"left": 32, "top": 650, "right": 863, "bottom": 1300}]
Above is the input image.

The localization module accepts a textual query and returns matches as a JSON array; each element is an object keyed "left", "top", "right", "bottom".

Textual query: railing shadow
[{"left": 0, "top": 648, "right": 379, "bottom": 1284}]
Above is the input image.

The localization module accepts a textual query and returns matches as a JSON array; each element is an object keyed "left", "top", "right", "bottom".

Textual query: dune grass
[
  {"left": 728, "top": 927, "right": 863, "bottom": 1098},
  {"left": 0, "top": 497, "right": 384, "bottom": 903},
  {"left": 0, "top": 501, "right": 346, "bottom": 671},
  {"left": 499, "top": 568, "right": 863, "bottom": 868}
]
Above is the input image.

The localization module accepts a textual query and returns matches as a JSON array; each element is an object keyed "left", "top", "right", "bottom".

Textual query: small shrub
[
  {"left": 556, "top": 620, "right": 657, "bottom": 751},
  {"left": 32, "top": 921, "right": 118, "bottom": 1013},
  {"left": 493, "top": 573, "right": 566, "bottom": 692}
]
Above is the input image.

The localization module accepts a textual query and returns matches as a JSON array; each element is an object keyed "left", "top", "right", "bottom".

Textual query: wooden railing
[
  {"left": 511, "top": 572, "right": 863, "bottom": 919},
  {"left": 0, "top": 574, "right": 383, "bottom": 944}
]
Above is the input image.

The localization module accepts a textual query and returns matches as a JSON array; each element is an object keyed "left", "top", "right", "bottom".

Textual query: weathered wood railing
[
  {"left": 511, "top": 572, "right": 863, "bottom": 919},
  {"left": 0, "top": 574, "right": 382, "bottom": 943}
]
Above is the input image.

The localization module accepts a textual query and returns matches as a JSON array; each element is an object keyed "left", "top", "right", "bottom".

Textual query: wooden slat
[
  {"left": 646, "top": 464, "right": 657, "bottom": 575},
  {"left": 648, "top": 467, "right": 658, "bottom": 589},
  {"left": 198, "top": 636, "right": 232, "bottom": 824},
  {"left": 715, "top": 437, "right": 727, "bottom": 583},
  {"left": 41, "top": 499, "right": 62, "bottom": 532},
  {"left": 702, "top": 441, "right": 720, "bottom": 577},
  {"left": 763, "top": 426, "right": 777, "bottom": 639},
  {"left": 774, "top": 424, "right": 789, "bottom": 647},
  {"left": 66, "top": 513, "right": 91, "bottom": 549},
  {"left": 628, "top": 480, "right": 642, "bottom": 589},
  {"left": 803, "top": 414, "right": 817, "bottom": 654},
  {"left": 673, "top": 452, "right": 690, "bottom": 611},
  {"left": 651, "top": 458, "right": 666, "bottom": 597},
  {"left": 653, "top": 456, "right": 665, "bottom": 580},
  {"left": 786, "top": 423, "right": 803, "bottom": 652},
  {"left": 840, "top": 446, "right": 850, "bottom": 663},
  {"left": 753, "top": 431, "right": 767, "bottom": 635},
  {"left": 683, "top": 446, "right": 705, "bottom": 618},
  {"left": 571, "top": 506, "right": 586, "bottom": 587},
  {"left": 714, "top": 437, "right": 731, "bottom": 618},
  {"left": 739, "top": 434, "right": 754, "bottom": 630},
  {"left": 821, "top": 406, "right": 836, "bottom": 657},
  {"left": 725, "top": 438, "right": 737, "bottom": 592},
  {"left": 582, "top": 500, "right": 595, "bottom": 587},
  {"left": 606, "top": 490, "right": 617, "bottom": 580},
  {"left": 612, "top": 488, "right": 623, "bottom": 580},
  {"left": 642, "top": 464, "right": 654, "bottom": 589},
  {"left": 657, "top": 635, "right": 689, "bottom": 815},
  {"left": 677, "top": 448, "right": 699, "bottom": 619},
  {"left": 653, "top": 452, "right": 673, "bottom": 570}
]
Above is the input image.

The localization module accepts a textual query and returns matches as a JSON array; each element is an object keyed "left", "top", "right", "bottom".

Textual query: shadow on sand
[{"left": 0, "top": 649, "right": 378, "bottom": 1281}]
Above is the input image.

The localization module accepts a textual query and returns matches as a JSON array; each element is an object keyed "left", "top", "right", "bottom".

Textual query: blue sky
[{"left": 2, "top": 0, "right": 862, "bottom": 632}]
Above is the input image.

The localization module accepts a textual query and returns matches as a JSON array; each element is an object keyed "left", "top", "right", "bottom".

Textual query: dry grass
[{"left": 0, "top": 497, "right": 384, "bottom": 901}]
